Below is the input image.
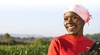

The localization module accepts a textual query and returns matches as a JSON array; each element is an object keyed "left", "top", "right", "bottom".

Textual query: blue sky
[{"left": 0, "top": 0, "right": 100, "bottom": 37}]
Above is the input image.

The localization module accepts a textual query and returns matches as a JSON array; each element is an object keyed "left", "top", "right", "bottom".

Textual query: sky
[{"left": 0, "top": 0, "right": 100, "bottom": 37}]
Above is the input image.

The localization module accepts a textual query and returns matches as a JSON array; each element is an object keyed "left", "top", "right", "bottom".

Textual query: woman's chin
[{"left": 68, "top": 32, "right": 76, "bottom": 35}]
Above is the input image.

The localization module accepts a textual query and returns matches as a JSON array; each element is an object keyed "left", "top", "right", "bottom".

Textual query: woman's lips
[{"left": 66, "top": 25, "right": 76, "bottom": 28}]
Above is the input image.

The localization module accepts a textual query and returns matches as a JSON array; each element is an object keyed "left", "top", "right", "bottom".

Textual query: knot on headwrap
[{"left": 64, "top": 4, "right": 91, "bottom": 23}]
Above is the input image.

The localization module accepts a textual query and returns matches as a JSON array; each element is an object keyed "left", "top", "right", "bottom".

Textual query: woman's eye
[
  {"left": 72, "top": 16, "right": 78, "bottom": 19},
  {"left": 64, "top": 18, "right": 68, "bottom": 20}
]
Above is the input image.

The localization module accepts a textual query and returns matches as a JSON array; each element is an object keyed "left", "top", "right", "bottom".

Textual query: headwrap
[{"left": 64, "top": 4, "right": 91, "bottom": 23}]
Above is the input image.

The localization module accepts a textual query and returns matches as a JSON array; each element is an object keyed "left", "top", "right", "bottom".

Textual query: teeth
[{"left": 68, "top": 26, "right": 75, "bottom": 28}]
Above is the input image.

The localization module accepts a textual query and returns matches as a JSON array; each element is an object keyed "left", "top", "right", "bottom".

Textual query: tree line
[
  {"left": 0, "top": 33, "right": 52, "bottom": 45},
  {"left": 0, "top": 33, "right": 100, "bottom": 45},
  {"left": 85, "top": 33, "right": 100, "bottom": 41}
]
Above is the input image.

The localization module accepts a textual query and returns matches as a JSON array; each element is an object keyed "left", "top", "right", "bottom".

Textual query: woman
[{"left": 48, "top": 4, "right": 98, "bottom": 55}]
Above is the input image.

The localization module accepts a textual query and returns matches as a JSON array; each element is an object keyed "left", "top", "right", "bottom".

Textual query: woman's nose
[{"left": 67, "top": 18, "right": 73, "bottom": 23}]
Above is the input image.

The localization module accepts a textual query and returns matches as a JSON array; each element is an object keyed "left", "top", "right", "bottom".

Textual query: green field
[{"left": 0, "top": 45, "right": 49, "bottom": 55}]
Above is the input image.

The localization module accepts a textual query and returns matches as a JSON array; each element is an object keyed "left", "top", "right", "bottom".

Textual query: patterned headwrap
[{"left": 64, "top": 4, "right": 91, "bottom": 23}]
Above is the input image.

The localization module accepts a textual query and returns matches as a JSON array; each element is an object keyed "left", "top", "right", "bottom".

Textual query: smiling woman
[
  {"left": 64, "top": 12, "right": 85, "bottom": 36},
  {"left": 47, "top": 4, "right": 98, "bottom": 55}
]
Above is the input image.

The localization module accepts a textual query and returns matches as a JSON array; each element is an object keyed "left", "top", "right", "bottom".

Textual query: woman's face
[{"left": 64, "top": 11, "right": 85, "bottom": 36}]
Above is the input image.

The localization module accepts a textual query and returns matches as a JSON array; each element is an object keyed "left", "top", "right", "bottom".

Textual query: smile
[
  {"left": 68, "top": 26, "right": 75, "bottom": 29},
  {"left": 66, "top": 25, "right": 77, "bottom": 31}
]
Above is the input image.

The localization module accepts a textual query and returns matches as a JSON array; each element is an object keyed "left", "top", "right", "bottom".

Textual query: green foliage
[
  {"left": 0, "top": 36, "right": 51, "bottom": 55},
  {"left": 33, "top": 38, "right": 44, "bottom": 46},
  {"left": 3, "top": 33, "right": 11, "bottom": 38},
  {"left": 85, "top": 33, "right": 100, "bottom": 41},
  {"left": 2, "top": 33, "right": 13, "bottom": 44},
  {"left": 0, "top": 33, "right": 52, "bottom": 55},
  {"left": 33, "top": 38, "right": 51, "bottom": 46},
  {"left": 0, "top": 45, "right": 49, "bottom": 55}
]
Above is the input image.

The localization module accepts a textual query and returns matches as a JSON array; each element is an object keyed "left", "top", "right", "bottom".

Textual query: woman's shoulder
[
  {"left": 53, "top": 34, "right": 66, "bottom": 39},
  {"left": 51, "top": 34, "right": 68, "bottom": 42}
]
